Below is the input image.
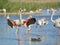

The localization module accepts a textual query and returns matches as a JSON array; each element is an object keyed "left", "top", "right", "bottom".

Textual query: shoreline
[{"left": 0, "top": 11, "right": 42, "bottom": 16}]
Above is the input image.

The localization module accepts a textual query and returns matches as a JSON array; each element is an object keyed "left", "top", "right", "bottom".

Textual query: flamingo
[
  {"left": 50, "top": 8, "right": 60, "bottom": 28},
  {"left": 2, "top": 8, "right": 6, "bottom": 16},
  {"left": 7, "top": 15, "right": 21, "bottom": 28},
  {"left": 7, "top": 15, "right": 36, "bottom": 27},
  {"left": 50, "top": 8, "right": 60, "bottom": 38},
  {"left": 36, "top": 17, "right": 48, "bottom": 27},
  {"left": 7, "top": 15, "right": 36, "bottom": 33},
  {"left": 7, "top": 9, "right": 36, "bottom": 33}
]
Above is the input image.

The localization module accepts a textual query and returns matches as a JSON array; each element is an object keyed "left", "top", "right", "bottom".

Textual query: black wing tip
[{"left": 7, "top": 19, "right": 13, "bottom": 28}]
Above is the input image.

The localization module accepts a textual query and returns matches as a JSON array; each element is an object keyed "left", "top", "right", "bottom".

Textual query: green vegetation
[
  {"left": 0, "top": 0, "right": 60, "bottom": 12},
  {"left": 0, "top": 0, "right": 8, "bottom": 8}
]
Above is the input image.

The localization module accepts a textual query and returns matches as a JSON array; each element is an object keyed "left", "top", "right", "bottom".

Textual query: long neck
[
  {"left": 19, "top": 13, "right": 22, "bottom": 24},
  {"left": 51, "top": 13, "right": 55, "bottom": 23},
  {"left": 20, "top": 13, "right": 22, "bottom": 20}
]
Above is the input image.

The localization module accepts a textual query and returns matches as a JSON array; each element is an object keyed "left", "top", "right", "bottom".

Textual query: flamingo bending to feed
[
  {"left": 36, "top": 17, "right": 48, "bottom": 27},
  {"left": 50, "top": 8, "right": 60, "bottom": 28}
]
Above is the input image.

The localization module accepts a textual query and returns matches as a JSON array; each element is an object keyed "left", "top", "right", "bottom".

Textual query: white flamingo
[
  {"left": 36, "top": 17, "right": 48, "bottom": 27},
  {"left": 0, "top": 8, "right": 6, "bottom": 16},
  {"left": 50, "top": 8, "right": 60, "bottom": 28},
  {"left": 50, "top": 8, "right": 60, "bottom": 36},
  {"left": 35, "top": 9, "right": 42, "bottom": 13},
  {"left": 3, "top": 8, "right": 6, "bottom": 16}
]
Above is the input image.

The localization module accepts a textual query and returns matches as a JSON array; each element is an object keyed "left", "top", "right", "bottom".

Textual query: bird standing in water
[
  {"left": 7, "top": 8, "right": 36, "bottom": 33},
  {"left": 36, "top": 17, "right": 48, "bottom": 27},
  {"left": 7, "top": 15, "right": 36, "bottom": 33}
]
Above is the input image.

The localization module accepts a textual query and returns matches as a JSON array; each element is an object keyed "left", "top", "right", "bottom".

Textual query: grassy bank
[{"left": 0, "top": 0, "right": 60, "bottom": 12}]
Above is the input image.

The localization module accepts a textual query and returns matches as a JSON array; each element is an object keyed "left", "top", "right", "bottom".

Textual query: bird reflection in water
[
  {"left": 17, "top": 27, "right": 24, "bottom": 45},
  {"left": 57, "top": 28, "right": 60, "bottom": 45},
  {"left": 17, "top": 27, "right": 31, "bottom": 45},
  {"left": 26, "top": 29, "right": 31, "bottom": 45}
]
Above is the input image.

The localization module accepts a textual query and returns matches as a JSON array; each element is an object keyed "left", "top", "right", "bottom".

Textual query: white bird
[
  {"left": 35, "top": 9, "right": 42, "bottom": 13},
  {"left": 47, "top": 8, "right": 56, "bottom": 14},
  {"left": 2, "top": 8, "right": 6, "bottom": 16},
  {"left": 50, "top": 8, "right": 60, "bottom": 28},
  {"left": 36, "top": 17, "right": 48, "bottom": 27}
]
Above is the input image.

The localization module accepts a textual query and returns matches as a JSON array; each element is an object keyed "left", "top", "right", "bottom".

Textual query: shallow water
[{"left": 0, "top": 9, "right": 60, "bottom": 45}]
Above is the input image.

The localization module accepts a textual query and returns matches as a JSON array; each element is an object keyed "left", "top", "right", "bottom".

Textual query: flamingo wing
[
  {"left": 26, "top": 18, "right": 36, "bottom": 27},
  {"left": 7, "top": 19, "right": 13, "bottom": 28}
]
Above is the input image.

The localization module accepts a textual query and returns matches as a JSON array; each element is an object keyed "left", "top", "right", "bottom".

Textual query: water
[{"left": 0, "top": 9, "right": 60, "bottom": 45}]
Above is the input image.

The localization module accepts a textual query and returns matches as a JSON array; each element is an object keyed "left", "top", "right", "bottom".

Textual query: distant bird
[
  {"left": 47, "top": 8, "right": 56, "bottom": 14},
  {"left": 35, "top": 9, "right": 42, "bottom": 14},
  {"left": 50, "top": 8, "right": 60, "bottom": 28},
  {"left": 36, "top": 17, "right": 48, "bottom": 27},
  {"left": 2, "top": 8, "right": 6, "bottom": 16}
]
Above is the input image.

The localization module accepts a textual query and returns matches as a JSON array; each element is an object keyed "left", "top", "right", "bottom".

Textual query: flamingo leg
[
  {"left": 57, "top": 29, "right": 60, "bottom": 45},
  {"left": 16, "top": 26, "right": 20, "bottom": 34},
  {"left": 16, "top": 26, "right": 21, "bottom": 45},
  {"left": 26, "top": 25, "right": 31, "bottom": 34}
]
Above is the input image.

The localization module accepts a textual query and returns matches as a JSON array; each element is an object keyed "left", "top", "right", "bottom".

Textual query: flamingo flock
[
  {"left": 6, "top": 8, "right": 60, "bottom": 29},
  {"left": 5, "top": 8, "right": 48, "bottom": 35},
  {"left": 6, "top": 9, "right": 36, "bottom": 33},
  {"left": 1, "top": 8, "right": 60, "bottom": 41},
  {"left": 6, "top": 9, "right": 48, "bottom": 28},
  {"left": 2, "top": 8, "right": 60, "bottom": 30},
  {"left": 1, "top": 8, "right": 58, "bottom": 30}
]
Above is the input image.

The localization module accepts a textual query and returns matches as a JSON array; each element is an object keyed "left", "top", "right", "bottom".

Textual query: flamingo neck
[
  {"left": 20, "top": 13, "right": 22, "bottom": 24},
  {"left": 51, "top": 14, "right": 55, "bottom": 23},
  {"left": 20, "top": 14, "right": 22, "bottom": 20}
]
